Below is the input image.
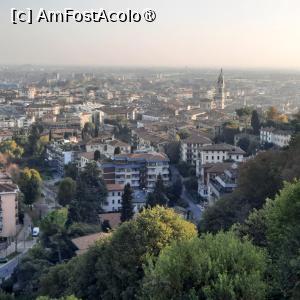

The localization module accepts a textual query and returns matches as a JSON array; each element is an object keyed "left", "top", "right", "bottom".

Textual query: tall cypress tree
[
  {"left": 146, "top": 174, "right": 167, "bottom": 207},
  {"left": 251, "top": 110, "right": 261, "bottom": 135},
  {"left": 120, "top": 183, "right": 134, "bottom": 222}
]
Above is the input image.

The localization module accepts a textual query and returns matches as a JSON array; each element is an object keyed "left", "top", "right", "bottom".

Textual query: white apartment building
[
  {"left": 46, "top": 142, "right": 75, "bottom": 176},
  {"left": 180, "top": 134, "right": 212, "bottom": 165},
  {"left": 102, "top": 184, "right": 124, "bottom": 212},
  {"left": 196, "top": 143, "right": 245, "bottom": 175},
  {"left": 260, "top": 127, "right": 292, "bottom": 148}
]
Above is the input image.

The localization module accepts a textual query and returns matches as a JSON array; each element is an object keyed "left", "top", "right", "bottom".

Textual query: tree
[
  {"left": 18, "top": 168, "right": 42, "bottom": 206},
  {"left": 69, "top": 162, "right": 107, "bottom": 224},
  {"left": 141, "top": 232, "right": 267, "bottom": 300},
  {"left": 0, "top": 140, "right": 24, "bottom": 160},
  {"left": 82, "top": 122, "right": 95, "bottom": 141},
  {"left": 264, "top": 181, "right": 300, "bottom": 299},
  {"left": 251, "top": 110, "right": 261, "bottom": 135},
  {"left": 164, "top": 142, "right": 180, "bottom": 164},
  {"left": 200, "top": 150, "right": 284, "bottom": 233},
  {"left": 237, "top": 136, "right": 250, "bottom": 153},
  {"left": 93, "top": 150, "right": 100, "bottom": 161},
  {"left": 11, "top": 245, "right": 53, "bottom": 299},
  {"left": 38, "top": 207, "right": 197, "bottom": 300},
  {"left": 114, "top": 147, "right": 121, "bottom": 155},
  {"left": 120, "top": 184, "right": 134, "bottom": 222},
  {"left": 64, "top": 162, "right": 78, "bottom": 180},
  {"left": 36, "top": 296, "right": 80, "bottom": 300},
  {"left": 236, "top": 181, "right": 300, "bottom": 299},
  {"left": 236, "top": 107, "right": 253, "bottom": 118},
  {"left": 266, "top": 106, "right": 280, "bottom": 121},
  {"left": 40, "top": 208, "right": 74, "bottom": 263},
  {"left": 146, "top": 175, "right": 167, "bottom": 207},
  {"left": 27, "top": 123, "right": 45, "bottom": 157},
  {"left": 178, "top": 129, "right": 190, "bottom": 140},
  {"left": 57, "top": 178, "right": 76, "bottom": 207}
]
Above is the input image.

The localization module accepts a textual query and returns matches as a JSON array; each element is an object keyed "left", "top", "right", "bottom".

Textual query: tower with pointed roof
[{"left": 215, "top": 69, "right": 225, "bottom": 109}]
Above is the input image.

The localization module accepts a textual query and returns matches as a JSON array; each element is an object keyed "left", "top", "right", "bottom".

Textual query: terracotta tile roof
[
  {"left": 72, "top": 232, "right": 110, "bottom": 255},
  {"left": 107, "top": 184, "right": 124, "bottom": 191},
  {"left": 80, "top": 152, "right": 95, "bottom": 160},
  {"left": 0, "top": 183, "right": 18, "bottom": 193},
  {"left": 99, "top": 212, "right": 121, "bottom": 229}
]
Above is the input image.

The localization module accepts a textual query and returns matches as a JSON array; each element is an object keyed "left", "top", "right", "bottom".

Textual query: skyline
[{"left": 1, "top": 0, "right": 300, "bottom": 69}]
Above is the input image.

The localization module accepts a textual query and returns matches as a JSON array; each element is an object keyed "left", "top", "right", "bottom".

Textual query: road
[
  {"left": 0, "top": 214, "right": 36, "bottom": 281},
  {"left": 170, "top": 165, "right": 203, "bottom": 222}
]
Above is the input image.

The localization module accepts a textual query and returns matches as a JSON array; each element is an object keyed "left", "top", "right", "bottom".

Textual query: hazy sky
[{"left": 1, "top": 0, "right": 300, "bottom": 69}]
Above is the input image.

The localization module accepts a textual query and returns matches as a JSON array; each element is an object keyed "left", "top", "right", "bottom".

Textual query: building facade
[
  {"left": 0, "top": 173, "right": 19, "bottom": 239},
  {"left": 101, "top": 152, "right": 170, "bottom": 192},
  {"left": 260, "top": 127, "right": 292, "bottom": 148}
]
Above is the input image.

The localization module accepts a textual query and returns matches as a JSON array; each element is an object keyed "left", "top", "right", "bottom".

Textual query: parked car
[
  {"left": 32, "top": 227, "right": 40, "bottom": 237},
  {"left": 0, "top": 257, "right": 8, "bottom": 263}
]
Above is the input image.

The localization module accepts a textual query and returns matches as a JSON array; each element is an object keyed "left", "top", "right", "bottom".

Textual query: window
[
  {"left": 118, "top": 192, "right": 121, "bottom": 196},
  {"left": 112, "top": 200, "right": 115, "bottom": 204},
  {"left": 118, "top": 200, "right": 121, "bottom": 204},
  {"left": 112, "top": 192, "right": 115, "bottom": 196}
]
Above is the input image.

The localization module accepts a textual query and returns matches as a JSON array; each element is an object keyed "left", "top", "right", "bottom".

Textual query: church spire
[{"left": 215, "top": 68, "right": 225, "bottom": 109}]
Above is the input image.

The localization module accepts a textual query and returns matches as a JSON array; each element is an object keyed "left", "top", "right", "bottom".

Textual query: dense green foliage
[
  {"left": 141, "top": 232, "right": 267, "bottom": 300},
  {"left": 69, "top": 163, "right": 107, "bottom": 224},
  {"left": 201, "top": 135, "right": 300, "bottom": 233},
  {"left": 251, "top": 110, "right": 261, "bottom": 135},
  {"left": 38, "top": 207, "right": 197, "bottom": 300},
  {"left": 57, "top": 178, "right": 76, "bottom": 207},
  {"left": 146, "top": 175, "right": 168, "bottom": 207},
  {"left": 237, "top": 181, "right": 300, "bottom": 299},
  {"left": 120, "top": 183, "right": 134, "bottom": 222},
  {"left": 0, "top": 140, "right": 24, "bottom": 159},
  {"left": 18, "top": 168, "right": 42, "bottom": 205}
]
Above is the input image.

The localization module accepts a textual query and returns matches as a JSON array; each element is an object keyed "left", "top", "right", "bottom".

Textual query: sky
[{"left": 1, "top": 0, "right": 300, "bottom": 69}]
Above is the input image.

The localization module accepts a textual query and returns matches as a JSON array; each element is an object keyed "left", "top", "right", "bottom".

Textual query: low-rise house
[
  {"left": 85, "top": 138, "right": 131, "bottom": 158},
  {"left": 131, "top": 128, "right": 169, "bottom": 152}
]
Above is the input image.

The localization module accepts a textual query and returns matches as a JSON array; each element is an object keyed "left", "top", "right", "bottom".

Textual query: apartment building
[
  {"left": 46, "top": 141, "right": 75, "bottom": 176},
  {"left": 260, "top": 127, "right": 292, "bottom": 148},
  {"left": 0, "top": 173, "right": 19, "bottom": 239},
  {"left": 196, "top": 143, "right": 245, "bottom": 175},
  {"left": 198, "top": 162, "right": 239, "bottom": 202},
  {"left": 101, "top": 152, "right": 170, "bottom": 192},
  {"left": 102, "top": 184, "right": 124, "bottom": 212},
  {"left": 180, "top": 134, "right": 212, "bottom": 165}
]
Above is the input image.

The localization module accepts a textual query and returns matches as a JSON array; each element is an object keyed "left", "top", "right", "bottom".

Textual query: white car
[{"left": 32, "top": 227, "right": 40, "bottom": 237}]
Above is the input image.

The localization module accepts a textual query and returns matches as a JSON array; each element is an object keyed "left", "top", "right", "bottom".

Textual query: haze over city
[{"left": 1, "top": 0, "right": 300, "bottom": 69}]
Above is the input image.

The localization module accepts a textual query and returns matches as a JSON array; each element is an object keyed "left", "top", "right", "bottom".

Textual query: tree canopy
[
  {"left": 57, "top": 177, "right": 76, "bottom": 207},
  {"left": 18, "top": 168, "right": 42, "bottom": 205},
  {"left": 141, "top": 232, "right": 267, "bottom": 300},
  {"left": 38, "top": 207, "right": 197, "bottom": 300}
]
